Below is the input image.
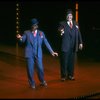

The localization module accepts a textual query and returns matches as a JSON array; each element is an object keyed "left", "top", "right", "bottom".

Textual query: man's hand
[
  {"left": 60, "top": 29, "right": 64, "bottom": 36},
  {"left": 79, "top": 44, "right": 83, "bottom": 50},
  {"left": 52, "top": 52, "right": 58, "bottom": 57},
  {"left": 16, "top": 34, "right": 22, "bottom": 39}
]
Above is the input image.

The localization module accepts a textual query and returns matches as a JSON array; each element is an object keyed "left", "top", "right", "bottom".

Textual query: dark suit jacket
[{"left": 58, "top": 20, "right": 83, "bottom": 52}]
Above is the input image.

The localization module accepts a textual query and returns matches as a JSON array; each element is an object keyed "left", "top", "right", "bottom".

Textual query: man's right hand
[
  {"left": 60, "top": 29, "right": 64, "bottom": 36},
  {"left": 16, "top": 34, "right": 22, "bottom": 39}
]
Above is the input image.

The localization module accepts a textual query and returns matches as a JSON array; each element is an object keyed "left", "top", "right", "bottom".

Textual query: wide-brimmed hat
[{"left": 31, "top": 18, "right": 39, "bottom": 26}]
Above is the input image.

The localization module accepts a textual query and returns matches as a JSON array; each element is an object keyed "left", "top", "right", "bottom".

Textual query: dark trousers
[{"left": 60, "top": 49, "right": 75, "bottom": 78}]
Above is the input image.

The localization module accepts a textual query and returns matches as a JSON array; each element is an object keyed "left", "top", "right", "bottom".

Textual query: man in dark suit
[
  {"left": 16, "top": 18, "right": 58, "bottom": 89},
  {"left": 58, "top": 9, "right": 83, "bottom": 81}
]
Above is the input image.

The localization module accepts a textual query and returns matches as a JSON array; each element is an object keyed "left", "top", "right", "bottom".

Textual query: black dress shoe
[
  {"left": 30, "top": 85, "right": 36, "bottom": 89},
  {"left": 40, "top": 81, "right": 47, "bottom": 87},
  {"left": 68, "top": 76, "right": 75, "bottom": 80},
  {"left": 31, "top": 85, "right": 36, "bottom": 89},
  {"left": 61, "top": 78, "right": 66, "bottom": 82}
]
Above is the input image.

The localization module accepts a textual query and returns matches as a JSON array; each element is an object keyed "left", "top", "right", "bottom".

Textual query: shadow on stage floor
[{"left": 0, "top": 51, "right": 100, "bottom": 99}]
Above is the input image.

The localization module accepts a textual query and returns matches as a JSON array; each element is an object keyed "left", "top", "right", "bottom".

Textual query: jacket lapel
[
  {"left": 29, "top": 31, "right": 34, "bottom": 46},
  {"left": 37, "top": 30, "right": 41, "bottom": 45}
]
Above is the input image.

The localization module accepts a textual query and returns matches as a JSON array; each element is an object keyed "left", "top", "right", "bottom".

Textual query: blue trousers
[{"left": 26, "top": 56, "right": 44, "bottom": 86}]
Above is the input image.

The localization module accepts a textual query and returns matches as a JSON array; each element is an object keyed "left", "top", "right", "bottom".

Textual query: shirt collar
[{"left": 32, "top": 29, "right": 37, "bottom": 34}]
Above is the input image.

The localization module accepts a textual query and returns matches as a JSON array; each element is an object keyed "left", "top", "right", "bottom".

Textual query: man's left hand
[
  {"left": 79, "top": 44, "right": 83, "bottom": 50},
  {"left": 52, "top": 52, "right": 58, "bottom": 57}
]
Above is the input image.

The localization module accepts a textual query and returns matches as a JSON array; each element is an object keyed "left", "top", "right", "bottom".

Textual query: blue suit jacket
[{"left": 20, "top": 30, "right": 54, "bottom": 58}]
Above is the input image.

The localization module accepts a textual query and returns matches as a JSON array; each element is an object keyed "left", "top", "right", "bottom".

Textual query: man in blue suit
[
  {"left": 16, "top": 18, "right": 58, "bottom": 89},
  {"left": 58, "top": 9, "right": 83, "bottom": 81}
]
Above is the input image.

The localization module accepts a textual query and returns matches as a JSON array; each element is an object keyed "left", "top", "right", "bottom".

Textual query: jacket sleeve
[
  {"left": 19, "top": 31, "right": 27, "bottom": 43},
  {"left": 78, "top": 29, "right": 83, "bottom": 44},
  {"left": 58, "top": 21, "right": 64, "bottom": 32},
  {"left": 58, "top": 21, "right": 65, "bottom": 36},
  {"left": 74, "top": 21, "right": 83, "bottom": 44}
]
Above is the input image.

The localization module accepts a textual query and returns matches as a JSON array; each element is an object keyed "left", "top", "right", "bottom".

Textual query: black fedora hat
[
  {"left": 31, "top": 18, "right": 39, "bottom": 26},
  {"left": 66, "top": 9, "right": 73, "bottom": 16}
]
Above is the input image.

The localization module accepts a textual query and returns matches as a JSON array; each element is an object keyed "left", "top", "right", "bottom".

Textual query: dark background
[{"left": 0, "top": 0, "right": 100, "bottom": 60}]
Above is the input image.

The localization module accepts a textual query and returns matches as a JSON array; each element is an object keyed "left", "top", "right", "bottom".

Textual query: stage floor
[{"left": 0, "top": 50, "right": 100, "bottom": 99}]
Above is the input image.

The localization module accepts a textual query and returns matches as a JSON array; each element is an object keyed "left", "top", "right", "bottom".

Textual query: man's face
[
  {"left": 66, "top": 14, "right": 73, "bottom": 21},
  {"left": 31, "top": 24, "right": 38, "bottom": 31}
]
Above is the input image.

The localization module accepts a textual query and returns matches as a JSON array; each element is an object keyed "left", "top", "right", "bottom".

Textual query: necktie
[
  {"left": 70, "top": 22, "right": 72, "bottom": 28},
  {"left": 34, "top": 31, "right": 36, "bottom": 37}
]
